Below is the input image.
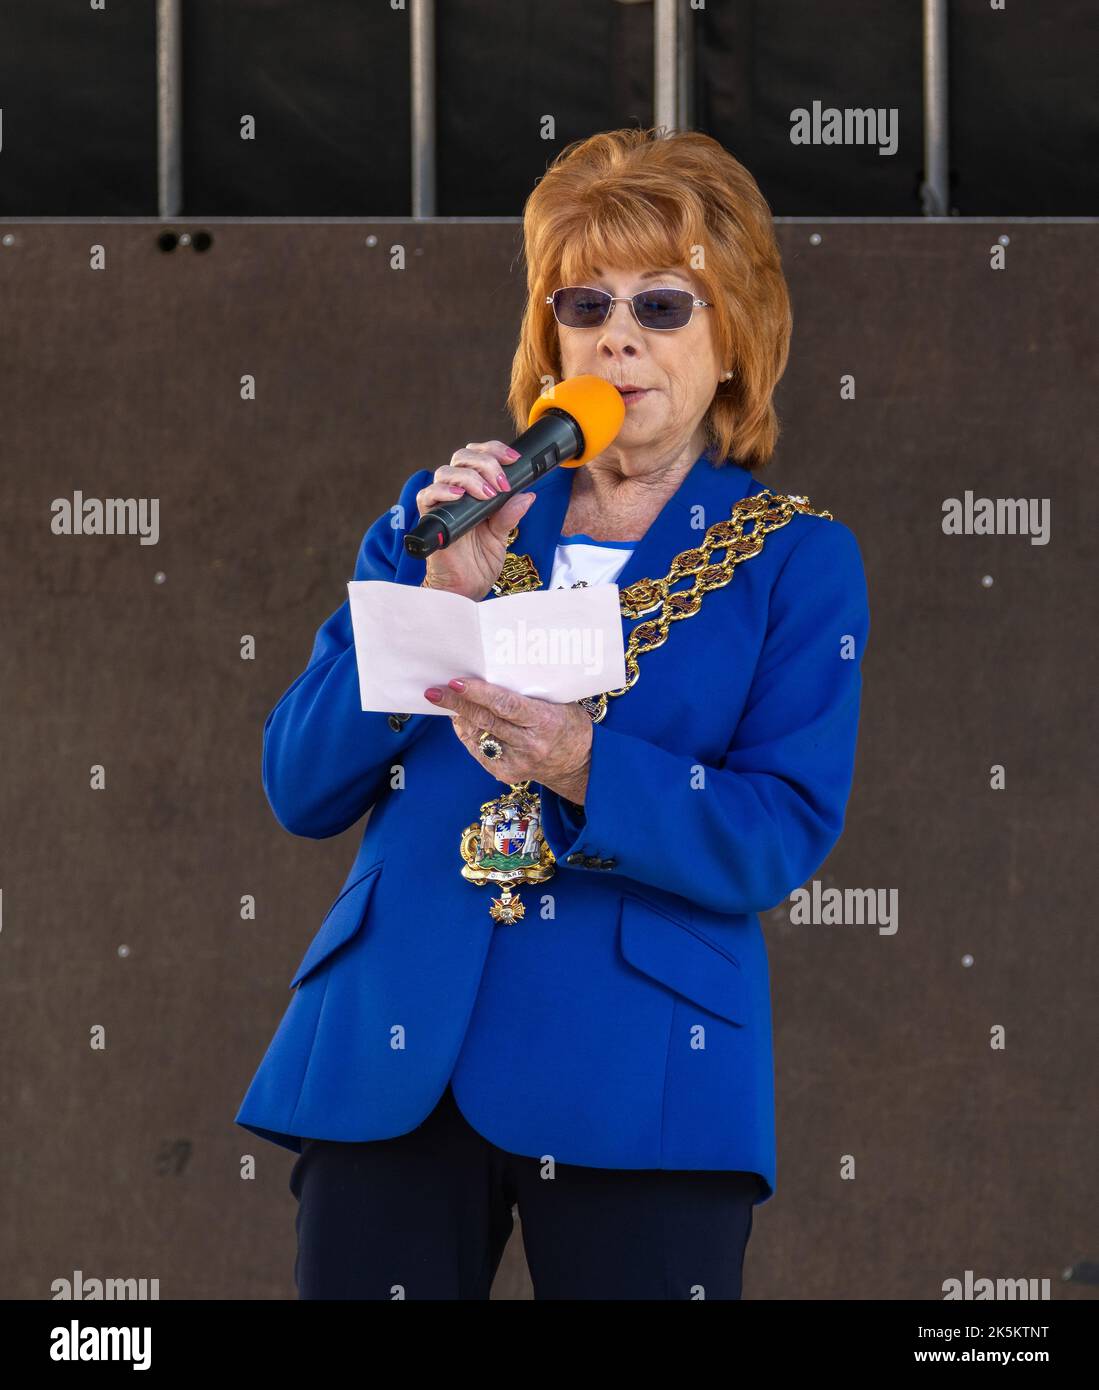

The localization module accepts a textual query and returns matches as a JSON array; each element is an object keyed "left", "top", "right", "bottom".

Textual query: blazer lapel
[
  {"left": 610, "top": 452, "right": 759, "bottom": 595},
  {"left": 508, "top": 449, "right": 763, "bottom": 595},
  {"left": 506, "top": 461, "right": 575, "bottom": 588}
]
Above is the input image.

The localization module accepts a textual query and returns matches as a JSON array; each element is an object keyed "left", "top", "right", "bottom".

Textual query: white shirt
[{"left": 547, "top": 532, "right": 637, "bottom": 591}]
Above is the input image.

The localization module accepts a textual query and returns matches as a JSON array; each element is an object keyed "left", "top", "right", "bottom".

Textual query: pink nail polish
[
  {"left": 424, "top": 688, "right": 442, "bottom": 702},
  {"left": 448, "top": 678, "right": 466, "bottom": 691},
  {"left": 496, "top": 474, "right": 510, "bottom": 491}
]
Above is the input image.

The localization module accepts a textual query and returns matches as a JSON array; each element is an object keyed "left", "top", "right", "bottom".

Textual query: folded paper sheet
[{"left": 347, "top": 580, "right": 628, "bottom": 716}]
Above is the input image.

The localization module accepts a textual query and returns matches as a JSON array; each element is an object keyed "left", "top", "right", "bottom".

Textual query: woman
[{"left": 236, "top": 127, "right": 870, "bottom": 1300}]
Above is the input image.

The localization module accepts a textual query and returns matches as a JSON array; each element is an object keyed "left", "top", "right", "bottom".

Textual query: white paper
[{"left": 347, "top": 580, "right": 628, "bottom": 715}]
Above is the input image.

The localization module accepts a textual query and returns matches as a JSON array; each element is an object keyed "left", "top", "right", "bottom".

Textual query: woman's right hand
[{"left": 416, "top": 442, "right": 537, "bottom": 600}]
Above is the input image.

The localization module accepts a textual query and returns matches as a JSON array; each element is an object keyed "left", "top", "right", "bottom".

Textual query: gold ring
[{"left": 477, "top": 730, "right": 503, "bottom": 760}]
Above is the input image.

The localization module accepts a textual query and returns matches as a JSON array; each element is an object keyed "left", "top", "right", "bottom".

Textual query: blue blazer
[{"left": 235, "top": 450, "right": 870, "bottom": 1204}]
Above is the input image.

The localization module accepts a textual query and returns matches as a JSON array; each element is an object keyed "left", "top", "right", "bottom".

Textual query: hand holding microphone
[
  {"left": 405, "top": 375, "right": 626, "bottom": 601},
  {"left": 415, "top": 444, "right": 538, "bottom": 602}
]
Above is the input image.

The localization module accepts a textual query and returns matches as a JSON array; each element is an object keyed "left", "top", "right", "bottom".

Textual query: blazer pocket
[
  {"left": 618, "top": 892, "right": 746, "bottom": 1025},
  {"left": 289, "top": 860, "right": 384, "bottom": 989}
]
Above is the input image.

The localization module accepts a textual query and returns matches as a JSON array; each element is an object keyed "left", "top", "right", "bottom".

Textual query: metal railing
[{"left": 155, "top": 0, "right": 953, "bottom": 221}]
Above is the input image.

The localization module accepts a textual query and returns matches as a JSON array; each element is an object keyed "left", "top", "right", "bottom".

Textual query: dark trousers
[{"left": 289, "top": 1082, "right": 762, "bottom": 1300}]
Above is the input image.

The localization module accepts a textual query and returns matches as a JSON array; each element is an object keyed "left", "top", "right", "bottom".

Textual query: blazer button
[
  {"left": 388, "top": 712, "right": 412, "bottom": 731},
  {"left": 565, "top": 852, "right": 586, "bottom": 866},
  {"left": 600, "top": 858, "right": 617, "bottom": 870},
  {"left": 582, "top": 854, "right": 603, "bottom": 868}
]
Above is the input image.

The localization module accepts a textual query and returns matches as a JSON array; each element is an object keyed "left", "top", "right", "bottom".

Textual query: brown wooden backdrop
[{"left": 0, "top": 219, "right": 1095, "bottom": 1299}]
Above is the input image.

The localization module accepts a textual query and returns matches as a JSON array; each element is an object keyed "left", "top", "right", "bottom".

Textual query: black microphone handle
[{"left": 403, "top": 409, "right": 584, "bottom": 559}]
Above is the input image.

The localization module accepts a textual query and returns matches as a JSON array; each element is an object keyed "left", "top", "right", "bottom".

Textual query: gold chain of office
[{"left": 490, "top": 486, "right": 834, "bottom": 724}]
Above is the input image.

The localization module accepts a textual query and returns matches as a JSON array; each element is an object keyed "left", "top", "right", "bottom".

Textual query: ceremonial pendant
[{"left": 459, "top": 781, "right": 556, "bottom": 924}]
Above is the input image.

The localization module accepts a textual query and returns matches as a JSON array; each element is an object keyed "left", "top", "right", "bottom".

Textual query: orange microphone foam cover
[{"left": 526, "top": 374, "right": 626, "bottom": 467}]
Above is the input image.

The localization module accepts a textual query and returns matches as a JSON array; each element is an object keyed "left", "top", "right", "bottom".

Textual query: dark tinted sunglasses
[{"left": 546, "top": 285, "right": 713, "bottom": 331}]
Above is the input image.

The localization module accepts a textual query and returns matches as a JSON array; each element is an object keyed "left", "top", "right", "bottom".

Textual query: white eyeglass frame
[{"left": 546, "top": 285, "right": 713, "bottom": 331}]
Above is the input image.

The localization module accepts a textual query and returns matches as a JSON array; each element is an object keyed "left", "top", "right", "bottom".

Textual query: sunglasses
[{"left": 546, "top": 285, "right": 713, "bottom": 331}]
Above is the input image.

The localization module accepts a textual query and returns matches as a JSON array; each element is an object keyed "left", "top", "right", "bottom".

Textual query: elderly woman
[{"left": 236, "top": 127, "right": 869, "bottom": 1300}]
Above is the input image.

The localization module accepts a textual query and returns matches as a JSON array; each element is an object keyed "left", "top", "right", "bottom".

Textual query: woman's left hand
[{"left": 425, "top": 677, "right": 592, "bottom": 804}]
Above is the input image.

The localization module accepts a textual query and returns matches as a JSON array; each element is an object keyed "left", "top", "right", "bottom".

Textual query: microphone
[{"left": 403, "top": 375, "right": 626, "bottom": 559}]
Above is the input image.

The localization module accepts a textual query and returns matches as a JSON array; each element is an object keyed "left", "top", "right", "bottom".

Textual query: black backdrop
[{"left": 0, "top": 0, "right": 1096, "bottom": 217}]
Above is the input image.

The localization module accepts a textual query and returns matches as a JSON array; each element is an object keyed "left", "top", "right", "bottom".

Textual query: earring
[{"left": 721, "top": 370, "right": 733, "bottom": 381}]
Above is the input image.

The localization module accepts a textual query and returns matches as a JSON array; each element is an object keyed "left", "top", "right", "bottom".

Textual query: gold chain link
[
  {"left": 461, "top": 485, "right": 834, "bottom": 921},
  {"left": 493, "top": 487, "right": 833, "bottom": 723}
]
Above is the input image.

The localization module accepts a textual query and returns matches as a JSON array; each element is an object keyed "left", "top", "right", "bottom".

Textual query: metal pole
[
  {"left": 410, "top": 0, "right": 436, "bottom": 217},
  {"left": 156, "top": 0, "right": 182, "bottom": 218},
  {"left": 922, "top": 0, "right": 950, "bottom": 216},
  {"left": 677, "top": 0, "right": 696, "bottom": 131},
  {"left": 654, "top": 0, "right": 679, "bottom": 134}
]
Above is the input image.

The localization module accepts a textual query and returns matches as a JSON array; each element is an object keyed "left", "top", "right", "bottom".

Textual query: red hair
[{"left": 507, "top": 126, "right": 792, "bottom": 471}]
